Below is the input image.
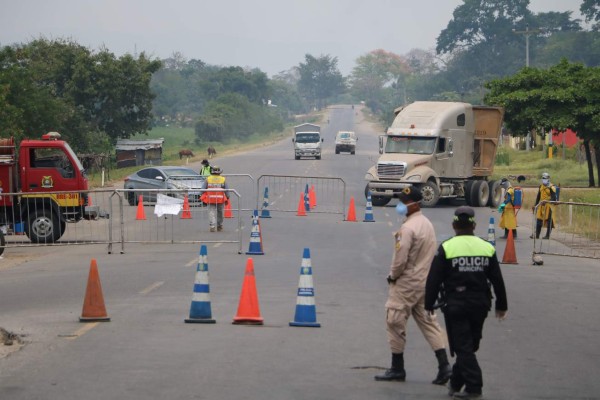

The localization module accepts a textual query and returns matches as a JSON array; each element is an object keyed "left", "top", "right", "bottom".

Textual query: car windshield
[
  {"left": 296, "top": 133, "right": 320, "bottom": 143},
  {"left": 339, "top": 133, "right": 350, "bottom": 139},
  {"left": 385, "top": 136, "right": 436, "bottom": 154},
  {"left": 164, "top": 168, "right": 201, "bottom": 180}
]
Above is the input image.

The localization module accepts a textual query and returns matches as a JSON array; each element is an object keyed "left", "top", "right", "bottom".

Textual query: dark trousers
[{"left": 446, "top": 304, "right": 488, "bottom": 394}]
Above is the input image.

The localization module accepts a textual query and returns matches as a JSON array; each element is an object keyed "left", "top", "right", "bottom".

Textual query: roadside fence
[{"left": 532, "top": 201, "right": 600, "bottom": 260}]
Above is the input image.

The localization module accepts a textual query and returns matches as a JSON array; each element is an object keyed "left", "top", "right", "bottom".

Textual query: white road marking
[
  {"left": 65, "top": 322, "right": 99, "bottom": 340},
  {"left": 139, "top": 281, "right": 164, "bottom": 295}
]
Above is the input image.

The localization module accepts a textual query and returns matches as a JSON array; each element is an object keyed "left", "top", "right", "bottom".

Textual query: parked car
[
  {"left": 124, "top": 166, "right": 206, "bottom": 206},
  {"left": 335, "top": 131, "right": 357, "bottom": 154}
]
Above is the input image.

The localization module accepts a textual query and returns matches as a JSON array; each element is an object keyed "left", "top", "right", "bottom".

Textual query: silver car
[{"left": 124, "top": 166, "right": 206, "bottom": 205}]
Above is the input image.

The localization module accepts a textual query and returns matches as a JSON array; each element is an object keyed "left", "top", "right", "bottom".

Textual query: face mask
[
  {"left": 542, "top": 179, "right": 549, "bottom": 186},
  {"left": 396, "top": 202, "right": 408, "bottom": 216}
]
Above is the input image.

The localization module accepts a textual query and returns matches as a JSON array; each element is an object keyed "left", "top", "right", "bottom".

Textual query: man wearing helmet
[
  {"left": 497, "top": 178, "right": 517, "bottom": 239},
  {"left": 200, "top": 166, "right": 229, "bottom": 232},
  {"left": 531, "top": 172, "right": 557, "bottom": 239}
]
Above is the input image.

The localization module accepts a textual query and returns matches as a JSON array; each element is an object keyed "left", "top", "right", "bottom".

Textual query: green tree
[
  {"left": 297, "top": 54, "right": 345, "bottom": 109},
  {"left": 0, "top": 38, "right": 161, "bottom": 152},
  {"left": 349, "top": 49, "right": 411, "bottom": 111},
  {"left": 581, "top": 0, "right": 600, "bottom": 30},
  {"left": 485, "top": 59, "right": 600, "bottom": 186}
]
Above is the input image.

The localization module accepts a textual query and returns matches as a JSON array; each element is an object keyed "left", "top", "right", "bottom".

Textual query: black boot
[
  {"left": 432, "top": 349, "right": 452, "bottom": 385},
  {"left": 374, "top": 353, "right": 406, "bottom": 381}
]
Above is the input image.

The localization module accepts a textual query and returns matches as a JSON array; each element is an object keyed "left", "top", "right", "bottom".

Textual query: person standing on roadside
[
  {"left": 200, "top": 159, "right": 211, "bottom": 177},
  {"left": 498, "top": 178, "right": 517, "bottom": 239},
  {"left": 425, "top": 206, "right": 508, "bottom": 400},
  {"left": 200, "top": 166, "right": 229, "bottom": 232},
  {"left": 375, "top": 186, "right": 452, "bottom": 386},
  {"left": 531, "top": 172, "right": 557, "bottom": 239}
]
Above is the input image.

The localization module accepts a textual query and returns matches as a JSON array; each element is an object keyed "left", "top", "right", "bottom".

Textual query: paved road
[{"left": 1, "top": 106, "right": 599, "bottom": 399}]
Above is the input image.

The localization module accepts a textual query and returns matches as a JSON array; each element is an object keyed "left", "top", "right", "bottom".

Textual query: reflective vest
[
  {"left": 201, "top": 175, "right": 227, "bottom": 204},
  {"left": 200, "top": 166, "right": 211, "bottom": 176},
  {"left": 441, "top": 235, "right": 496, "bottom": 295}
]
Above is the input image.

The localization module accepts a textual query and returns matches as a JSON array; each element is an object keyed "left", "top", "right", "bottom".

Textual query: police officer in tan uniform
[{"left": 375, "top": 186, "right": 452, "bottom": 385}]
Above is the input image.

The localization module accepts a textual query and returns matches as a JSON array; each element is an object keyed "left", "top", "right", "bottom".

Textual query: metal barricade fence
[
  {"left": 532, "top": 201, "right": 600, "bottom": 259},
  {"left": 255, "top": 175, "right": 346, "bottom": 217},
  {"left": 0, "top": 188, "right": 243, "bottom": 254},
  {"left": 222, "top": 174, "right": 255, "bottom": 212}
]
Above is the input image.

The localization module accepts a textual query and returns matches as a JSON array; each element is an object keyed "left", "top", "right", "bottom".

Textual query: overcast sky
[{"left": 0, "top": 0, "right": 584, "bottom": 77}]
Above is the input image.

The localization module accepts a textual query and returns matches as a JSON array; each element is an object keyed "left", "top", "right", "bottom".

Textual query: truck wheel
[
  {"left": 487, "top": 180, "right": 502, "bottom": 207},
  {"left": 0, "top": 230, "right": 5, "bottom": 256},
  {"left": 470, "top": 180, "right": 490, "bottom": 207},
  {"left": 351, "top": 151, "right": 355, "bottom": 155},
  {"left": 335, "top": 147, "right": 340, "bottom": 154},
  {"left": 295, "top": 155, "right": 300, "bottom": 160},
  {"left": 316, "top": 155, "right": 321, "bottom": 160},
  {"left": 419, "top": 181, "right": 440, "bottom": 208},
  {"left": 464, "top": 181, "right": 475, "bottom": 206},
  {"left": 365, "top": 185, "right": 390, "bottom": 207},
  {"left": 26, "top": 209, "right": 62, "bottom": 243}
]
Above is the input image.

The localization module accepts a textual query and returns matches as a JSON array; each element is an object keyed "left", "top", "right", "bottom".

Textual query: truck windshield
[
  {"left": 296, "top": 133, "right": 320, "bottom": 143},
  {"left": 63, "top": 142, "right": 85, "bottom": 171},
  {"left": 385, "top": 136, "right": 436, "bottom": 154}
]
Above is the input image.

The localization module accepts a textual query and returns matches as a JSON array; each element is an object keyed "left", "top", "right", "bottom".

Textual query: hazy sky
[{"left": 0, "top": 0, "right": 584, "bottom": 77}]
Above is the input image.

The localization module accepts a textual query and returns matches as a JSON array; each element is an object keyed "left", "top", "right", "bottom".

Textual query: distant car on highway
[
  {"left": 335, "top": 131, "right": 357, "bottom": 154},
  {"left": 124, "top": 166, "right": 206, "bottom": 205}
]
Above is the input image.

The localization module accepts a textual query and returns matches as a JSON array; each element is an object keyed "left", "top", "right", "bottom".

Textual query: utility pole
[{"left": 513, "top": 23, "right": 541, "bottom": 150}]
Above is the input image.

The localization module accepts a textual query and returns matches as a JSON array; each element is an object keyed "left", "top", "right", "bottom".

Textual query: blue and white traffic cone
[
  {"left": 304, "top": 184, "right": 310, "bottom": 212},
  {"left": 260, "top": 187, "right": 271, "bottom": 218},
  {"left": 363, "top": 191, "right": 375, "bottom": 222},
  {"left": 185, "top": 245, "right": 216, "bottom": 323},
  {"left": 487, "top": 216, "right": 496, "bottom": 246},
  {"left": 290, "top": 248, "right": 321, "bottom": 328},
  {"left": 246, "top": 210, "right": 264, "bottom": 255}
]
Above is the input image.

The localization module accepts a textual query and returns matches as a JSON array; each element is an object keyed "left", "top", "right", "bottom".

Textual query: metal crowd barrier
[
  {"left": 532, "top": 200, "right": 600, "bottom": 260},
  {"left": 0, "top": 188, "right": 243, "bottom": 254},
  {"left": 255, "top": 175, "right": 346, "bottom": 217}
]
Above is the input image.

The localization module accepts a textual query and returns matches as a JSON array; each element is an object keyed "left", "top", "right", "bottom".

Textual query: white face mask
[{"left": 542, "top": 178, "right": 549, "bottom": 186}]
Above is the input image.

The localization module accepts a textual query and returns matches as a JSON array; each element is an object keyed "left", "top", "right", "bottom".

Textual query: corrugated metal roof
[{"left": 116, "top": 138, "right": 164, "bottom": 151}]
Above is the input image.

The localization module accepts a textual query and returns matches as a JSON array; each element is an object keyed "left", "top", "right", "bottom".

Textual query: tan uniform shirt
[{"left": 385, "top": 210, "right": 437, "bottom": 310}]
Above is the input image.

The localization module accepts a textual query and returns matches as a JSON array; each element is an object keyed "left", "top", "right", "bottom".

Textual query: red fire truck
[{"left": 0, "top": 132, "right": 104, "bottom": 248}]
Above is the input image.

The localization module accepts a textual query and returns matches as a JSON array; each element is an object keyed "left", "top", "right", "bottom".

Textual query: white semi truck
[
  {"left": 365, "top": 101, "right": 505, "bottom": 208},
  {"left": 292, "top": 123, "right": 323, "bottom": 160}
]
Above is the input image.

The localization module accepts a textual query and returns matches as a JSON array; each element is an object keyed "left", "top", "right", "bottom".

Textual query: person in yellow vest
[
  {"left": 531, "top": 172, "right": 557, "bottom": 239},
  {"left": 497, "top": 178, "right": 517, "bottom": 239},
  {"left": 199, "top": 159, "right": 211, "bottom": 176},
  {"left": 200, "top": 166, "right": 229, "bottom": 232}
]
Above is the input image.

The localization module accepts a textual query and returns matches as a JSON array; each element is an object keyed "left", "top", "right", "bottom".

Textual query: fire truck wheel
[{"left": 26, "top": 209, "right": 62, "bottom": 243}]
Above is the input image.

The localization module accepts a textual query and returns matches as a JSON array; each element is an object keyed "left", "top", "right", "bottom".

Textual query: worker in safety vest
[
  {"left": 200, "top": 166, "right": 229, "bottom": 232},
  {"left": 200, "top": 159, "right": 211, "bottom": 176},
  {"left": 498, "top": 178, "right": 517, "bottom": 239},
  {"left": 531, "top": 172, "right": 557, "bottom": 239}
]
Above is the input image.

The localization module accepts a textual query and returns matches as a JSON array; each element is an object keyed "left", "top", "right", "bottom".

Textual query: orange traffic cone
[
  {"left": 136, "top": 195, "right": 146, "bottom": 220},
  {"left": 181, "top": 195, "right": 192, "bottom": 219},
  {"left": 309, "top": 185, "right": 317, "bottom": 209},
  {"left": 501, "top": 229, "right": 518, "bottom": 264},
  {"left": 80, "top": 259, "right": 110, "bottom": 322},
  {"left": 224, "top": 199, "right": 233, "bottom": 218},
  {"left": 297, "top": 193, "right": 307, "bottom": 216},
  {"left": 346, "top": 196, "right": 357, "bottom": 222},
  {"left": 232, "top": 258, "right": 264, "bottom": 325}
]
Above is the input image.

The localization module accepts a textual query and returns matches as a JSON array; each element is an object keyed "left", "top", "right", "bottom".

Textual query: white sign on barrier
[{"left": 154, "top": 194, "right": 183, "bottom": 217}]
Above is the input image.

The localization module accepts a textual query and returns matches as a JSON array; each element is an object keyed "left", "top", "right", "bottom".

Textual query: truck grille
[{"left": 377, "top": 163, "right": 406, "bottom": 177}]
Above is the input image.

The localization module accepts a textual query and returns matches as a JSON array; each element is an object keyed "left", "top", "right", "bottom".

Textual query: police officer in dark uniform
[{"left": 425, "top": 206, "right": 508, "bottom": 400}]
